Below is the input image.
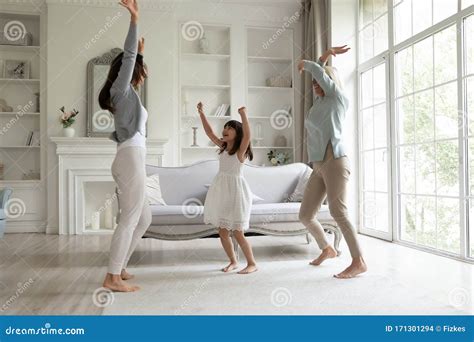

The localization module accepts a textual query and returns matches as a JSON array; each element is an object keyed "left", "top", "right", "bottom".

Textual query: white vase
[{"left": 63, "top": 127, "right": 75, "bottom": 137}]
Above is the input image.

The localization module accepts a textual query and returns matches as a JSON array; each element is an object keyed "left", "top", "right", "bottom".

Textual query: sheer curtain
[{"left": 297, "top": 0, "right": 329, "bottom": 163}]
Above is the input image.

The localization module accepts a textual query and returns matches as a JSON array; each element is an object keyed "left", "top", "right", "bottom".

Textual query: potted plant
[
  {"left": 267, "top": 150, "right": 290, "bottom": 166},
  {"left": 59, "top": 106, "right": 79, "bottom": 137}
]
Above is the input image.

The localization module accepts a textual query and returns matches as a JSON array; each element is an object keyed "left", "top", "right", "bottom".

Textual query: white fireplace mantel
[{"left": 51, "top": 137, "right": 167, "bottom": 235}]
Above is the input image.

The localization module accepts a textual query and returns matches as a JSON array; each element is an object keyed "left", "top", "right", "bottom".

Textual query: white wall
[
  {"left": 44, "top": 0, "right": 303, "bottom": 234},
  {"left": 329, "top": 0, "right": 359, "bottom": 227}
]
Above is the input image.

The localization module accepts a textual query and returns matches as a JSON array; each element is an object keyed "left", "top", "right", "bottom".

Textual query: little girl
[{"left": 197, "top": 102, "right": 258, "bottom": 274}]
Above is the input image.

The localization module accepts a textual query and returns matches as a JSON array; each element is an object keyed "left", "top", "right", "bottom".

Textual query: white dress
[{"left": 204, "top": 150, "right": 252, "bottom": 231}]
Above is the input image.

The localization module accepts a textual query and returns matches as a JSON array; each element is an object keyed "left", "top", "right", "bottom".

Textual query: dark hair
[
  {"left": 219, "top": 120, "right": 253, "bottom": 161},
  {"left": 98, "top": 52, "right": 147, "bottom": 114}
]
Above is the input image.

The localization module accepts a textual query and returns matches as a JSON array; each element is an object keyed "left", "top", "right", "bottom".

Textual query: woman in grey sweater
[{"left": 99, "top": 0, "right": 150, "bottom": 292}]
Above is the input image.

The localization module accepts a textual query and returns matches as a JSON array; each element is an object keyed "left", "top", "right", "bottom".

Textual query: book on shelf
[
  {"left": 25, "top": 130, "right": 40, "bottom": 146},
  {"left": 213, "top": 104, "right": 230, "bottom": 117}
]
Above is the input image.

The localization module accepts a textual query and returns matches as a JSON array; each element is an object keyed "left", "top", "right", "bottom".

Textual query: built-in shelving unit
[
  {"left": 0, "top": 11, "right": 42, "bottom": 182},
  {"left": 246, "top": 27, "right": 295, "bottom": 166},
  {"left": 178, "top": 23, "right": 296, "bottom": 167},
  {"left": 178, "top": 23, "right": 231, "bottom": 165}
]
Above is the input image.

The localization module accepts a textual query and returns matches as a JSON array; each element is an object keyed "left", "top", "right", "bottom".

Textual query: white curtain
[{"left": 297, "top": 0, "right": 329, "bottom": 163}]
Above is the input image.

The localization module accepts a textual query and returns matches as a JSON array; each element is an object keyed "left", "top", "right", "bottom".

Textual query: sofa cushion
[
  {"left": 150, "top": 203, "right": 332, "bottom": 226},
  {"left": 287, "top": 166, "right": 312, "bottom": 202},
  {"left": 146, "top": 174, "right": 166, "bottom": 205},
  {"left": 146, "top": 160, "right": 312, "bottom": 205}
]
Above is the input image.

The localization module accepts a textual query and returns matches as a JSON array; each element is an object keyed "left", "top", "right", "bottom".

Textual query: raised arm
[
  {"left": 237, "top": 106, "right": 251, "bottom": 163},
  {"left": 111, "top": 0, "right": 139, "bottom": 95},
  {"left": 297, "top": 45, "right": 350, "bottom": 96},
  {"left": 197, "top": 102, "right": 223, "bottom": 147}
]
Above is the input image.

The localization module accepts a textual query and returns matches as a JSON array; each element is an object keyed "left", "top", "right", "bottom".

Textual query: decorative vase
[
  {"left": 275, "top": 135, "right": 287, "bottom": 147},
  {"left": 199, "top": 33, "right": 210, "bottom": 54},
  {"left": 63, "top": 127, "right": 75, "bottom": 137}
]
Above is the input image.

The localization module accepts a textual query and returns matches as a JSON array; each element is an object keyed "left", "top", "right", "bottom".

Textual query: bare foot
[
  {"left": 309, "top": 246, "right": 337, "bottom": 266},
  {"left": 237, "top": 264, "right": 258, "bottom": 274},
  {"left": 121, "top": 269, "right": 134, "bottom": 281},
  {"left": 103, "top": 273, "right": 139, "bottom": 292},
  {"left": 222, "top": 262, "right": 238, "bottom": 273},
  {"left": 334, "top": 258, "right": 367, "bottom": 279}
]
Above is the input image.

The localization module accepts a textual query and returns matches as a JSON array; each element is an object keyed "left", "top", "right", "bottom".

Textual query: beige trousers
[
  {"left": 299, "top": 144, "right": 362, "bottom": 258},
  {"left": 108, "top": 146, "right": 152, "bottom": 275}
]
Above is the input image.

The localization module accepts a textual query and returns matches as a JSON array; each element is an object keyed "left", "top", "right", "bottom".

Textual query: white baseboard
[{"left": 5, "top": 220, "right": 47, "bottom": 233}]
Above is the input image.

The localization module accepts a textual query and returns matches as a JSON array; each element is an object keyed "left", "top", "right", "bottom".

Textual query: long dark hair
[
  {"left": 219, "top": 120, "right": 253, "bottom": 161},
  {"left": 98, "top": 52, "right": 147, "bottom": 114}
]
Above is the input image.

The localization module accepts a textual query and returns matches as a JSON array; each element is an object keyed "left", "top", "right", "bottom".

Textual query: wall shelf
[
  {"left": 0, "top": 78, "right": 40, "bottom": 83},
  {"left": 246, "top": 27, "right": 295, "bottom": 166},
  {"left": 0, "top": 45, "right": 40, "bottom": 52}
]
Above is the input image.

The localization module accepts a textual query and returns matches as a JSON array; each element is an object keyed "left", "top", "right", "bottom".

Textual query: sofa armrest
[{"left": 0, "top": 188, "right": 12, "bottom": 209}]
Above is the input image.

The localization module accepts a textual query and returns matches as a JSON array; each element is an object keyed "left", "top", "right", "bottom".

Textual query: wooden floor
[{"left": 0, "top": 233, "right": 472, "bottom": 315}]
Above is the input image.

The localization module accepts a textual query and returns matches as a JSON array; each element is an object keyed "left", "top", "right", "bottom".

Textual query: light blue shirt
[{"left": 303, "top": 59, "right": 349, "bottom": 162}]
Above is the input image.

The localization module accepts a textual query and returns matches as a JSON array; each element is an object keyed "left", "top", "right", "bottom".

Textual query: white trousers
[{"left": 108, "top": 146, "right": 152, "bottom": 275}]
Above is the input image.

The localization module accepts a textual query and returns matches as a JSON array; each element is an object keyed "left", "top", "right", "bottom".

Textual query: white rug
[{"left": 102, "top": 259, "right": 467, "bottom": 315}]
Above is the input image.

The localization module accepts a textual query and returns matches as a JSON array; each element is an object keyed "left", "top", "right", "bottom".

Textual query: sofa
[
  {"left": 0, "top": 188, "right": 12, "bottom": 238},
  {"left": 143, "top": 160, "right": 342, "bottom": 255}
]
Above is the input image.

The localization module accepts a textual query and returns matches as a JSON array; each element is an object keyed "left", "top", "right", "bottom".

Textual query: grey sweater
[{"left": 109, "top": 22, "right": 147, "bottom": 143}]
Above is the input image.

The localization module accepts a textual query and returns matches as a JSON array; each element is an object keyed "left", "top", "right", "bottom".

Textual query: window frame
[{"left": 357, "top": 0, "right": 474, "bottom": 262}]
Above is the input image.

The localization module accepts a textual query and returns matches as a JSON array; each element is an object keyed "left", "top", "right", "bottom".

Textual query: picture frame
[{"left": 3, "top": 59, "right": 30, "bottom": 79}]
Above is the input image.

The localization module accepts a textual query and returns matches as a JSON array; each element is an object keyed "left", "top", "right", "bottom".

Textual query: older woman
[{"left": 297, "top": 46, "right": 367, "bottom": 279}]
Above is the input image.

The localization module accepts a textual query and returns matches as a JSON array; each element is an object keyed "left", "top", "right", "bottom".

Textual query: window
[
  {"left": 359, "top": 0, "right": 389, "bottom": 62},
  {"left": 360, "top": 63, "right": 390, "bottom": 236},
  {"left": 358, "top": 1, "right": 474, "bottom": 260},
  {"left": 395, "top": 24, "right": 460, "bottom": 254},
  {"left": 394, "top": 0, "right": 459, "bottom": 44},
  {"left": 465, "top": 14, "right": 474, "bottom": 257}
]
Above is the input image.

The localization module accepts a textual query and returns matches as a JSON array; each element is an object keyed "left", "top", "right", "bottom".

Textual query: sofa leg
[
  {"left": 305, "top": 233, "right": 311, "bottom": 244},
  {"left": 231, "top": 233, "right": 239, "bottom": 261},
  {"left": 323, "top": 224, "right": 342, "bottom": 256}
]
